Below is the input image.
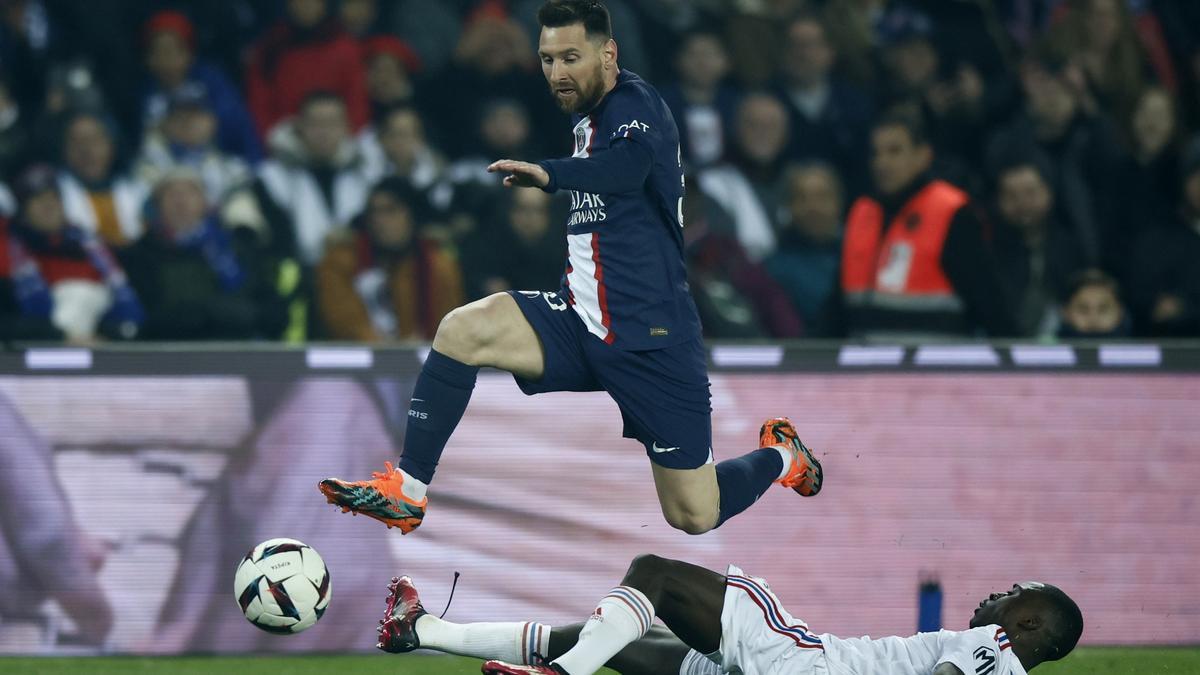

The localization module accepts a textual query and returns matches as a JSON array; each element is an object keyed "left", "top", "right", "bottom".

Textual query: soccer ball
[{"left": 234, "top": 538, "right": 331, "bottom": 634}]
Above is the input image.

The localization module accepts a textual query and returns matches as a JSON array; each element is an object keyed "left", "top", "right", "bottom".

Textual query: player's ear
[
  {"left": 1017, "top": 614, "right": 1044, "bottom": 632},
  {"left": 603, "top": 38, "right": 618, "bottom": 69}
]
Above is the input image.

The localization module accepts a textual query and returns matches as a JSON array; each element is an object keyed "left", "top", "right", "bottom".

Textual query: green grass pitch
[{"left": 2, "top": 647, "right": 1198, "bottom": 674}]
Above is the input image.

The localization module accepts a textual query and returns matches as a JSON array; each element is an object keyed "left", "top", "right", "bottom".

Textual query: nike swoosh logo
[{"left": 651, "top": 442, "right": 679, "bottom": 454}]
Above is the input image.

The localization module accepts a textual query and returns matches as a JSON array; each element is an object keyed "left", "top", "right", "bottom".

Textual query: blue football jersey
[{"left": 540, "top": 70, "right": 702, "bottom": 351}]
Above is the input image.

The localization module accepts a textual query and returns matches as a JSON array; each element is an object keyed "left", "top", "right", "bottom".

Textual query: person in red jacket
[{"left": 245, "top": 0, "right": 370, "bottom": 139}]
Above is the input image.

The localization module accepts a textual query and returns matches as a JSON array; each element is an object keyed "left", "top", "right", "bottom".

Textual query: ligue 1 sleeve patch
[{"left": 650, "top": 327, "right": 669, "bottom": 337}]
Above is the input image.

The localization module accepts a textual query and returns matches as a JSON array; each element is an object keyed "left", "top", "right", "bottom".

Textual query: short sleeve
[{"left": 936, "top": 627, "right": 1005, "bottom": 675}]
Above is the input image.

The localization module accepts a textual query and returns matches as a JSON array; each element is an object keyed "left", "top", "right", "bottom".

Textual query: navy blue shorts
[{"left": 509, "top": 290, "right": 713, "bottom": 470}]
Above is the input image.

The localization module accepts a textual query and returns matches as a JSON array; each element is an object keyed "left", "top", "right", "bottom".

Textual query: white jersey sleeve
[{"left": 936, "top": 625, "right": 1026, "bottom": 675}]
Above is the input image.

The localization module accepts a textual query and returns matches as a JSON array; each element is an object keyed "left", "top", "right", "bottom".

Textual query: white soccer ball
[{"left": 234, "top": 538, "right": 331, "bottom": 634}]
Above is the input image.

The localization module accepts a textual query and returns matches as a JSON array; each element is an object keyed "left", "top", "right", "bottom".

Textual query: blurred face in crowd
[
  {"left": 287, "top": 0, "right": 327, "bottom": 28},
  {"left": 298, "top": 98, "right": 349, "bottom": 164},
  {"left": 539, "top": 23, "right": 616, "bottom": 114},
  {"left": 163, "top": 106, "right": 217, "bottom": 149},
  {"left": 366, "top": 53, "right": 412, "bottom": 105},
  {"left": 1062, "top": 282, "right": 1123, "bottom": 334},
  {"left": 1083, "top": 0, "right": 1122, "bottom": 53},
  {"left": 156, "top": 178, "right": 207, "bottom": 233},
  {"left": 676, "top": 33, "right": 729, "bottom": 91},
  {"left": 997, "top": 166, "right": 1054, "bottom": 232},
  {"left": 870, "top": 123, "right": 931, "bottom": 196},
  {"left": 23, "top": 190, "right": 66, "bottom": 234},
  {"left": 782, "top": 19, "right": 834, "bottom": 88},
  {"left": 1021, "top": 63, "right": 1077, "bottom": 134},
  {"left": 481, "top": 101, "right": 530, "bottom": 154},
  {"left": 1131, "top": 87, "right": 1175, "bottom": 159},
  {"left": 885, "top": 38, "right": 938, "bottom": 94},
  {"left": 736, "top": 94, "right": 789, "bottom": 166},
  {"left": 380, "top": 109, "right": 424, "bottom": 169},
  {"left": 786, "top": 166, "right": 842, "bottom": 243},
  {"left": 464, "top": 16, "right": 531, "bottom": 75},
  {"left": 339, "top": 0, "right": 376, "bottom": 37},
  {"left": 64, "top": 115, "right": 115, "bottom": 183},
  {"left": 367, "top": 191, "right": 414, "bottom": 250},
  {"left": 146, "top": 31, "right": 192, "bottom": 88},
  {"left": 508, "top": 189, "right": 551, "bottom": 243}
]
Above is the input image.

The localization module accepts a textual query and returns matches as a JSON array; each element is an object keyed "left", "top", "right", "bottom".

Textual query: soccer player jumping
[
  {"left": 319, "top": 0, "right": 822, "bottom": 535},
  {"left": 374, "top": 555, "right": 1083, "bottom": 675}
]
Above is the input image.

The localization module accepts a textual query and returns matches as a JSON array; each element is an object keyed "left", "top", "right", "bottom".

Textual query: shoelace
[{"left": 370, "top": 460, "right": 399, "bottom": 482}]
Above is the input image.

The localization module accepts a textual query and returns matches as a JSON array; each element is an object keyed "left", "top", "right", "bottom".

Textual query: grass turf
[{"left": 0, "top": 647, "right": 1196, "bottom": 674}]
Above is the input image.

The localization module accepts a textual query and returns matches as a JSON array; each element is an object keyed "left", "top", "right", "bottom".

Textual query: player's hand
[{"left": 487, "top": 159, "right": 549, "bottom": 189}]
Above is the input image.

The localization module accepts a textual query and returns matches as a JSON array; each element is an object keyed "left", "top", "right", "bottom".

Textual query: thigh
[
  {"left": 506, "top": 290, "right": 600, "bottom": 394},
  {"left": 719, "top": 565, "right": 826, "bottom": 674}
]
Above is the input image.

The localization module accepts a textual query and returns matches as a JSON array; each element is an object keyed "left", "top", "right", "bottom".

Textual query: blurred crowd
[{"left": 1, "top": 0, "right": 1199, "bottom": 344}]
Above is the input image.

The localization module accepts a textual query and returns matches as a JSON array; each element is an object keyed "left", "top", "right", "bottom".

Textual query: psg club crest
[{"left": 574, "top": 127, "right": 587, "bottom": 154}]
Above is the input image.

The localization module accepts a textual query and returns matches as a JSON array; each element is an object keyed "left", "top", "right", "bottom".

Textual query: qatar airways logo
[{"left": 568, "top": 190, "right": 607, "bottom": 226}]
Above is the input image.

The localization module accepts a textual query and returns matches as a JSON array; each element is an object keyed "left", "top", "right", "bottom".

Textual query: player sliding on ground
[
  {"left": 319, "top": 0, "right": 822, "bottom": 536},
  {"left": 373, "top": 555, "right": 1083, "bottom": 675}
]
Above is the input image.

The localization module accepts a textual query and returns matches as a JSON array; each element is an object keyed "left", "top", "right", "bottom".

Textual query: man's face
[
  {"left": 156, "top": 179, "right": 207, "bottom": 232},
  {"left": 380, "top": 111, "right": 423, "bottom": 168},
  {"left": 783, "top": 20, "right": 833, "bottom": 87},
  {"left": 736, "top": 96, "right": 788, "bottom": 165},
  {"left": 539, "top": 24, "right": 609, "bottom": 114},
  {"left": 298, "top": 100, "right": 349, "bottom": 163},
  {"left": 163, "top": 107, "right": 217, "bottom": 149},
  {"left": 787, "top": 168, "right": 841, "bottom": 242},
  {"left": 998, "top": 166, "right": 1053, "bottom": 231},
  {"left": 509, "top": 189, "right": 550, "bottom": 242},
  {"left": 287, "top": 0, "right": 326, "bottom": 28},
  {"left": 870, "top": 125, "right": 930, "bottom": 196},
  {"left": 1063, "top": 284, "right": 1123, "bottom": 334},
  {"left": 1022, "top": 64, "right": 1077, "bottom": 131},
  {"left": 367, "top": 53, "right": 410, "bottom": 104},
  {"left": 367, "top": 192, "right": 413, "bottom": 248},
  {"left": 65, "top": 116, "right": 115, "bottom": 183},
  {"left": 885, "top": 39, "right": 938, "bottom": 93},
  {"left": 24, "top": 190, "right": 66, "bottom": 234},
  {"left": 677, "top": 34, "right": 729, "bottom": 90},
  {"left": 146, "top": 32, "right": 192, "bottom": 86},
  {"left": 971, "top": 582, "right": 1044, "bottom": 629},
  {"left": 482, "top": 104, "right": 529, "bottom": 153}
]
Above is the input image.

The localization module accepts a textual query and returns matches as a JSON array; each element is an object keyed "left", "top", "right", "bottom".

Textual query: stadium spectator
[
  {"left": 989, "top": 156, "right": 1086, "bottom": 338},
  {"left": 1118, "top": 86, "right": 1183, "bottom": 231},
  {"left": 339, "top": 0, "right": 383, "bottom": 39},
  {"left": 1057, "top": 268, "right": 1131, "bottom": 338},
  {"left": 57, "top": 110, "right": 148, "bottom": 250},
  {"left": 4, "top": 164, "right": 143, "bottom": 342},
  {"left": 697, "top": 93, "right": 791, "bottom": 261},
  {"left": 446, "top": 99, "right": 536, "bottom": 238},
  {"left": 659, "top": 30, "right": 740, "bottom": 169},
  {"left": 245, "top": 0, "right": 369, "bottom": 139},
  {"left": 774, "top": 13, "right": 872, "bottom": 198},
  {"left": 361, "top": 105, "right": 453, "bottom": 224},
  {"left": 1049, "top": 0, "right": 1151, "bottom": 121},
  {"left": 460, "top": 187, "right": 564, "bottom": 300},
  {"left": 841, "top": 111, "right": 1017, "bottom": 340},
  {"left": 136, "top": 84, "right": 252, "bottom": 205},
  {"left": 0, "top": 77, "right": 31, "bottom": 181},
  {"left": 684, "top": 174, "right": 803, "bottom": 339},
  {"left": 121, "top": 169, "right": 287, "bottom": 341},
  {"left": 254, "top": 91, "right": 372, "bottom": 267},
  {"left": 361, "top": 36, "right": 422, "bottom": 123},
  {"left": 765, "top": 163, "right": 844, "bottom": 337},
  {"left": 315, "top": 177, "right": 463, "bottom": 341},
  {"left": 987, "top": 45, "right": 1126, "bottom": 268},
  {"left": 721, "top": 0, "right": 805, "bottom": 89},
  {"left": 140, "top": 10, "right": 263, "bottom": 164},
  {"left": 0, "top": 0, "right": 62, "bottom": 118},
  {"left": 1126, "top": 138, "right": 1200, "bottom": 337}
]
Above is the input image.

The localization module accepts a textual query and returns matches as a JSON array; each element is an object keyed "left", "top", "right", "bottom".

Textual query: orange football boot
[
  {"left": 319, "top": 461, "right": 427, "bottom": 533},
  {"left": 760, "top": 417, "right": 823, "bottom": 497}
]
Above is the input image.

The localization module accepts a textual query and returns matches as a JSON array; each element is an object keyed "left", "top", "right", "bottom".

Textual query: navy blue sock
[
  {"left": 714, "top": 448, "right": 784, "bottom": 527},
  {"left": 397, "top": 349, "right": 479, "bottom": 484}
]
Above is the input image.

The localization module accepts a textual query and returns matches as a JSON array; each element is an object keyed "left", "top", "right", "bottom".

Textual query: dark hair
[
  {"left": 1062, "top": 268, "right": 1119, "bottom": 305},
  {"left": 299, "top": 89, "right": 347, "bottom": 114},
  {"left": 992, "top": 149, "right": 1055, "bottom": 192},
  {"left": 1038, "top": 585, "right": 1084, "bottom": 662},
  {"left": 537, "top": 0, "right": 612, "bottom": 40},
  {"left": 872, "top": 107, "right": 929, "bottom": 147}
]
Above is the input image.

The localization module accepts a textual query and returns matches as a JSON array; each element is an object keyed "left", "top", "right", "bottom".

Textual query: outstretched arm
[{"left": 488, "top": 138, "right": 653, "bottom": 194}]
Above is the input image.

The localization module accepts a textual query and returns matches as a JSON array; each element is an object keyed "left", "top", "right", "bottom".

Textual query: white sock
[
  {"left": 553, "top": 586, "right": 655, "bottom": 675},
  {"left": 773, "top": 445, "right": 793, "bottom": 480},
  {"left": 397, "top": 466, "right": 428, "bottom": 502},
  {"left": 414, "top": 615, "right": 550, "bottom": 664}
]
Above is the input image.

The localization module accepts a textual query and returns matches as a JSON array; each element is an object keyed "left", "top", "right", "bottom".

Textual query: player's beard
[{"left": 554, "top": 62, "right": 606, "bottom": 114}]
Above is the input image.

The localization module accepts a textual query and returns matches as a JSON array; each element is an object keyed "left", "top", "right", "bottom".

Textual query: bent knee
[
  {"left": 432, "top": 296, "right": 507, "bottom": 363},
  {"left": 662, "top": 508, "right": 718, "bottom": 535}
]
